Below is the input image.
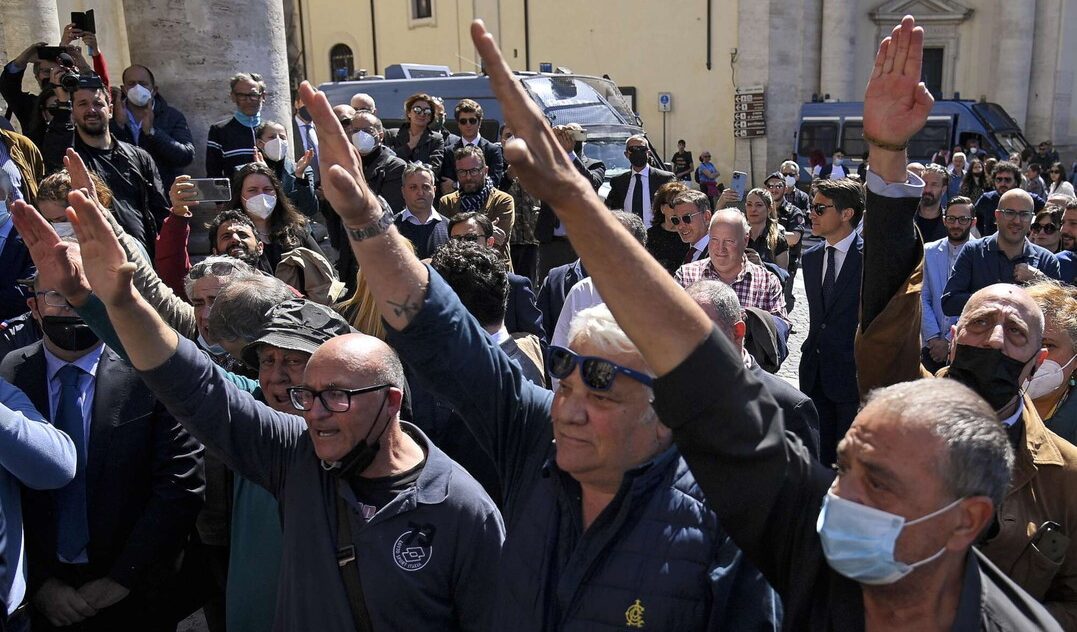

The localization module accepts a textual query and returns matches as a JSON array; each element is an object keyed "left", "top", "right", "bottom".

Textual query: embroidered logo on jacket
[
  {"left": 393, "top": 523, "right": 435, "bottom": 571},
  {"left": 625, "top": 599, "right": 645, "bottom": 628}
]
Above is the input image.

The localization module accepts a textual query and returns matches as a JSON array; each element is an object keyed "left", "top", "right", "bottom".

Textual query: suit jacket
[
  {"left": 605, "top": 167, "right": 676, "bottom": 214},
  {"left": 798, "top": 234, "right": 863, "bottom": 403},
  {"left": 921, "top": 237, "right": 959, "bottom": 345},
  {"left": 0, "top": 129, "right": 44, "bottom": 202},
  {"left": 505, "top": 274, "right": 546, "bottom": 344},
  {"left": 441, "top": 136, "right": 506, "bottom": 188},
  {"left": 438, "top": 189, "right": 515, "bottom": 264},
  {"left": 0, "top": 344, "right": 203, "bottom": 598},
  {"left": 750, "top": 362, "right": 820, "bottom": 461},
  {"left": 0, "top": 230, "right": 33, "bottom": 322},
  {"left": 535, "top": 156, "right": 605, "bottom": 243},
  {"left": 537, "top": 259, "right": 587, "bottom": 337}
]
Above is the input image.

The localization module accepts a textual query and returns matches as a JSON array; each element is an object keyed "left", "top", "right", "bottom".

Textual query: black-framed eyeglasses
[
  {"left": 458, "top": 167, "right": 484, "bottom": 177},
  {"left": 31, "top": 290, "right": 71, "bottom": 308},
  {"left": 189, "top": 261, "right": 240, "bottom": 280},
  {"left": 626, "top": 146, "right": 648, "bottom": 154},
  {"left": 810, "top": 203, "right": 836, "bottom": 216},
  {"left": 451, "top": 234, "right": 483, "bottom": 243},
  {"left": 1031, "top": 223, "right": 1058, "bottom": 235},
  {"left": 997, "top": 208, "right": 1034, "bottom": 221},
  {"left": 669, "top": 210, "right": 706, "bottom": 226},
  {"left": 548, "top": 346, "right": 653, "bottom": 391},
  {"left": 942, "top": 215, "right": 973, "bottom": 225},
  {"left": 233, "top": 92, "right": 264, "bottom": 101},
  {"left": 287, "top": 383, "right": 391, "bottom": 413},
  {"left": 457, "top": 117, "right": 479, "bottom": 125},
  {"left": 410, "top": 106, "right": 433, "bottom": 116}
]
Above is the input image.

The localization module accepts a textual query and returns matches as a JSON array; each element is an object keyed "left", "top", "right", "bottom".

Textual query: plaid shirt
[{"left": 674, "top": 257, "right": 789, "bottom": 323}]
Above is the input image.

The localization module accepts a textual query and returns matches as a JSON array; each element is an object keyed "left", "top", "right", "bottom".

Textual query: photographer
[{"left": 40, "top": 72, "right": 169, "bottom": 260}]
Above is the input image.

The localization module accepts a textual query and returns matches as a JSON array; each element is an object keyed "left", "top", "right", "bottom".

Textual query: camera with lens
[{"left": 59, "top": 70, "right": 104, "bottom": 94}]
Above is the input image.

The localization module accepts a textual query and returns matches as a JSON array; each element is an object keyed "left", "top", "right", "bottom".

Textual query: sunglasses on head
[
  {"left": 189, "top": 261, "right": 239, "bottom": 280},
  {"left": 669, "top": 210, "right": 706, "bottom": 226},
  {"left": 1031, "top": 223, "right": 1058, "bottom": 234},
  {"left": 548, "top": 346, "right": 653, "bottom": 391},
  {"left": 457, "top": 117, "right": 479, "bottom": 125}
]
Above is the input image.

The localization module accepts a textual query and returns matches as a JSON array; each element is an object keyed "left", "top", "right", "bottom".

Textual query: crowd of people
[{"left": 0, "top": 12, "right": 1074, "bottom": 632}]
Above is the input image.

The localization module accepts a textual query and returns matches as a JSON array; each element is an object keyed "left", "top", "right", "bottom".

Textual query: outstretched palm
[
  {"left": 66, "top": 190, "right": 136, "bottom": 307},
  {"left": 863, "top": 15, "right": 934, "bottom": 147}
]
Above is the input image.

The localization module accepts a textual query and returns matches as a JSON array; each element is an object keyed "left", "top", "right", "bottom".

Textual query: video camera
[{"left": 55, "top": 53, "right": 104, "bottom": 94}]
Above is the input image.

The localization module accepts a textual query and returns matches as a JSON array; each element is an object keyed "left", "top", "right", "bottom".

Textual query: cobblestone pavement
[{"left": 776, "top": 241, "right": 817, "bottom": 389}]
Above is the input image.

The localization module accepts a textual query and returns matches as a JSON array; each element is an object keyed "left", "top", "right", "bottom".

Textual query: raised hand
[
  {"left": 297, "top": 81, "right": 380, "bottom": 228},
  {"left": 169, "top": 175, "right": 196, "bottom": 217},
  {"left": 863, "top": 15, "right": 933, "bottom": 148},
  {"left": 66, "top": 189, "right": 137, "bottom": 308},
  {"left": 295, "top": 148, "right": 314, "bottom": 176},
  {"left": 63, "top": 149, "right": 100, "bottom": 202},
  {"left": 9, "top": 201, "right": 92, "bottom": 306},
  {"left": 470, "top": 21, "right": 590, "bottom": 209}
]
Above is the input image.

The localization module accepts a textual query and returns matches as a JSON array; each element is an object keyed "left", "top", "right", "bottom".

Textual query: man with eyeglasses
[
  {"left": 942, "top": 188, "right": 1061, "bottom": 317},
  {"left": 438, "top": 145, "right": 515, "bottom": 264},
  {"left": 206, "top": 72, "right": 266, "bottom": 178},
  {"left": 667, "top": 189, "right": 712, "bottom": 265},
  {"left": 25, "top": 193, "right": 505, "bottom": 631},
  {"left": 779, "top": 160, "right": 810, "bottom": 212},
  {"left": 921, "top": 196, "right": 976, "bottom": 373},
  {"left": 605, "top": 135, "right": 675, "bottom": 224},
  {"left": 439, "top": 99, "right": 504, "bottom": 195},
  {"left": 765, "top": 171, "right": 806, "bottom": 310},
  {"left": 283, "top": 76, "right": 780, "bottom": 631},
  {"left": 973, "top": 160, "right": 1046, "bottom": 236}
]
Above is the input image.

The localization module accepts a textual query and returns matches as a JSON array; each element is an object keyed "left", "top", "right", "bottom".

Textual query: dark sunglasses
[
  {"left": 457, "top": 117, "right": 479, "bottom": 125},
  {"left": 627, "top": 146, "right": 648, "bottom": 154},
  {"left": 669, "top": 210, "right": 706, "bottom": 226},
  {"left": 548, "top": 346, "right": 653, "bottom": 390},
  {"left": 189, "top": 260, "right": 240, "bottom": 280},
  {"left": 810, "top": 203, "right": 836, "bottom": 216},
  {"left": 411, "top": 106, "right": 433, "bottom": 116},
  {"left": 1031, "top": 223, "right": 1058, "bottom": 235}
]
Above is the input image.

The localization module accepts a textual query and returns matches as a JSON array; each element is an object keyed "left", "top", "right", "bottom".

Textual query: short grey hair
[
  {"left": 863, "top": 380, "right": 1013, "bottom": 507},
  {"left": 684, "top": 280, "right": 743, "bottom": 331},
  {"left": 229, "top": 72, "right": 266, "bottom": 94},
  {"left": 709, "top": 208, "right": 750, "bottom": 236},
  {"left": 567, "top": 303, "right": 657, "bottom": 420},
  {"left": 780, "top": 160, "right": 799, "bottom": 173},
  {"left": 922, "top": 162, "right": 950, "bottom": 186},
  {"left": 183, "top": 256, "right": 255, "bottom": 299},
  {"left": 402, "top": 161, "right": 436, "bottom": 183},
  {"left": 670, "top": 189, "right": 711, "bottom": 215},
  {"left": 610, "top": 210, "right": 647, "bottom": 247},
  {"left": 207, "top": 274, "right": 295, "bottom": 342},
  {"left": 625, "top": 134, "right": 647, "bottom": 149}
]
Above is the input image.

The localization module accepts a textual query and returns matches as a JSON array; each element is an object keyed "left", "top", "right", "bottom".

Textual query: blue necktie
[
  {"left": 303, "top": 124, "right": 320, "bottom": 180},
  {"left": 822, "top": 246, "right": 837, "bottom": 303},
  {"left": 55, "top": 364, "right": 89, "bottom": 562}
]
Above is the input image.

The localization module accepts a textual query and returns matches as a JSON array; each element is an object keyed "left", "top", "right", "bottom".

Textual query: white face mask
[
  {"left": 352, "top": 130, "right": 378, "bottom": 155},
  {"left": 1025, "top": 355, "right": 1077, "bottom": 400},
  {"left": 784, "top": 175, "right": 796, "bottom": 188},
  {"left": 262, "top": 137, "right": 288, "bottom": 162},
  {"left": 52, "top": 222, "right": 77, "bottom": 240},
  {"left": 126, "top": 84, "right": 153, "bottom": 108},
  {"left": 244, "top": 193, "right": 277, "bottom": 220}
]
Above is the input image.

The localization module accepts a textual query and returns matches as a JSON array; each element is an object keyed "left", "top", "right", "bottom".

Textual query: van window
[
  {"left": 522, "top": 76, "right": 629, "bottom": 126},
  {"left": 798, "top": 121, "right": 839, "bottom": 158},
  {"left": 841, "top": 121, "right": 866, "bottom": 159},
  {"left": 907, "top": 121, "right": 951, "bottom": 161}
]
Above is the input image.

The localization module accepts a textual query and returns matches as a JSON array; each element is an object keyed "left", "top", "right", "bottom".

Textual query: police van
[
  {"left": 318, "top": 64, "right": 658, "bottom": 196},
  {"left": 795, "top": 99, "right": 1029, "bottom": 175}
]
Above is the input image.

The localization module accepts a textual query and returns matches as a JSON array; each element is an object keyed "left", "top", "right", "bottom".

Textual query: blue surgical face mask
[
  {"left": 198, "top": 332, "right": 227, "bottom": 357},
  {"left": 234, "top": 110, "right": 262, "bottom": 128},
  {"left": 816, "top": 491, "right": 964, "bottom": 585}
]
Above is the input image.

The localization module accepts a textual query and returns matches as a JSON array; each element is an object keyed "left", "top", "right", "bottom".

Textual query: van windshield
[
  {"left": 582, "top": 138, "right": 631, "bottom": 176},
  {"left": 522, "top": 76, "right": 634, "bottom": 126}
]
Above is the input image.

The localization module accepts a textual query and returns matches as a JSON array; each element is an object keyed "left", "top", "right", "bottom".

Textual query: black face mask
[
  {"left": 628, "top": 151, "right": 648, "bottom": 169},
  {"left": 328, "top": 390, "right": 391, "bottom": 478},
  {"left": 947, "top": 344, "right": 1033, "bottom": 411},
  {"left": 41, "top": 315, "right": 100, "bottom": 352}
]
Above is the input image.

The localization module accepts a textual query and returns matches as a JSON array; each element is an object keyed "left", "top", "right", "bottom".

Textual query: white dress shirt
[
  {"left": 821, "top": 229, "right": 858, "bottom": 281},
  {"left": 624, "top": 166, "right": 654, "bottom": 227}
]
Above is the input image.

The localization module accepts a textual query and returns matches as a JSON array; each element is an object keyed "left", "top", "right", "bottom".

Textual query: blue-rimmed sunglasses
[{"left": 548, "top": 345, "right": 653, "bottom": 390}]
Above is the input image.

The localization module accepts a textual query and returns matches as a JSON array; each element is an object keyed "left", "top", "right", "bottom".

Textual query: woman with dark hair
[
  {"left": 389, "top": 92, "right": 446, "bottom": 175},
  {"left": 744, "top": 187, "right": 789, "bottom": 270},
  {"left": 230, "top": 162, "right": 324, "bottom": 270},
  {"left": 254, "top": 120, "right": 318, "bottom": 217},
  {"left": 1047, "top": 162, "right": 1076, "bottom": 198},
  {"left": 1030, "top": 207, "right": 1064, "bottom": 254},
  {"left": 959, "top": 158, "right": 989, "bottom": 203},
  {"left": 645, "top": 181, "right": 690, "bottom": 274}
]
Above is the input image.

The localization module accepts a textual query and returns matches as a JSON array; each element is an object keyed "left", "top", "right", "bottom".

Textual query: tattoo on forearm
[{"left": 387, "top": 291, "right": 423, "bottom": 320}]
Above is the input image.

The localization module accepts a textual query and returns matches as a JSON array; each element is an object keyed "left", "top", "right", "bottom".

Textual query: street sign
[
  {"left": 733, "top": 86, "right": 766, "bottom": 137},
  {"left": 658, "top": 92, "right": 672, "bottom": 112}
]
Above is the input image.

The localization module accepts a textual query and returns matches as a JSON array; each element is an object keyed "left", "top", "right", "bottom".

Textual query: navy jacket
[
  {"left": 798, "top": 235, "right": 863, "bottom": 404},
  {"left": 941, "top": 235, "right": 1061, "bottom": 317},
  {"left": 109, "top": 94, "right": 195, "bottom": 191},
  {"left": 537, "top": 259, "right": 588, "bottom": 337},
  {"left": 440, "top": 136, "right": 505, "bottom": 188},
  {"left": 506, "top": 273, "right": 546, "bottom": 344},
  {"left": 0, "top": 231, "right": 32, "bottom": 322},
  {"left": 387, "top": 269, "right": 779, "bottom": 632}
]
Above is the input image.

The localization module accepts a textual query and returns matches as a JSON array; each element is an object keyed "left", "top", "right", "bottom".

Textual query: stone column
[
  {"left": 0, "top": 0, "right": 60, "bottom": 131},
  {"left": 799, "top": 0, "right": 823, "bottom": 103},
  {"left": 764, "top": 0, "right": 802, "bottom": 180},
  {"left": 121, "top": 0, "right": 291, "bottom": 177},
  {"left": 1025, "top": 0, "right": 1062, "bottom": 145},
  {"left": 819, "top": 0, "right": 857, "bottom": 102},
  {"left": 993, "top": 0, "right": 1035, "bottom": 129}
]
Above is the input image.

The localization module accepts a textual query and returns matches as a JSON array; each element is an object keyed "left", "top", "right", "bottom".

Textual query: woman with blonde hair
[{"left": 1026, "top": 280, "right": 1077, "bottom": 443}]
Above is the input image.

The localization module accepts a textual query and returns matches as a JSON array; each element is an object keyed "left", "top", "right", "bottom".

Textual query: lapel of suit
[
  {"left": 87, "top": 348, "right": 129, "bottom": 495},
  {"left": 825, "top": 236, "right": 862, "bottom": 314}
]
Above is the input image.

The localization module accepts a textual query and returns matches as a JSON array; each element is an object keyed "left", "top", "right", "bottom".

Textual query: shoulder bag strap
[{"left": 336, "top": 480, "right": 374, "bottom": 632}]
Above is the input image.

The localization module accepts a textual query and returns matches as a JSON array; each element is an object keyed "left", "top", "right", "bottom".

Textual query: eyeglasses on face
[
  {"left": 942, "top": 215, "right": 973, "bottom": 225},
  {"left": 189, "top": 261, "right": 240, "bottom": 280},
  {"left": 669, "top": 210, "right": 706, "bottom": 226},
  {"left": 627, "top": 145, "right": 648, "bottom": 154},
  {"left": 31, "top": 290, "right": 71, "bottom": 308},
  {"left": 997, "top": 208, "right": 1034, "bottom": 221},
  {"left": 548, "top": 346, "right": 653, "bottom": 391},
  {"left": 810, "top": 203, "right": 836, "bottom": 216},
  {"left": 1031, "top": 223, "right": 1058, "bottom": 235},
  {"left": 233, "top": 92, "right": 264, "bottom": 101},
  {"left": 411, "top": 106, "right": 433, "bottom": 117},
  {"left": 287, "top": 383, "right": 390, "bottom": 413},
  {"left": 458, "top": 167, "right": 485, "bottom": 177},
  {"left": 457, "top": 117, "right": 479, "bottom": 125}
]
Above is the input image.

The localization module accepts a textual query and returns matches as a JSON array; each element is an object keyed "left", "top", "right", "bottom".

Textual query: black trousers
[{"left": 808, "top": 378, "right": 859, "bottom": 467}]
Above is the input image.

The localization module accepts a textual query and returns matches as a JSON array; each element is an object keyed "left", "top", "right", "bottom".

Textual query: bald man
[
  {"left": 31, "top": 188, "right": 505, "bottom": 631},
  {"left": 349, "top": 93, "right": 376, "bottom": 113},
  {"left": 942, "top": 188, "right": 1061, "bottom": 317}
]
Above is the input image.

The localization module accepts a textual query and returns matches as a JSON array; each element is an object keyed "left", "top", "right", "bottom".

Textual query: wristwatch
[{"left": 345, "top": 199, "right": 394, "bottom": 242}]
